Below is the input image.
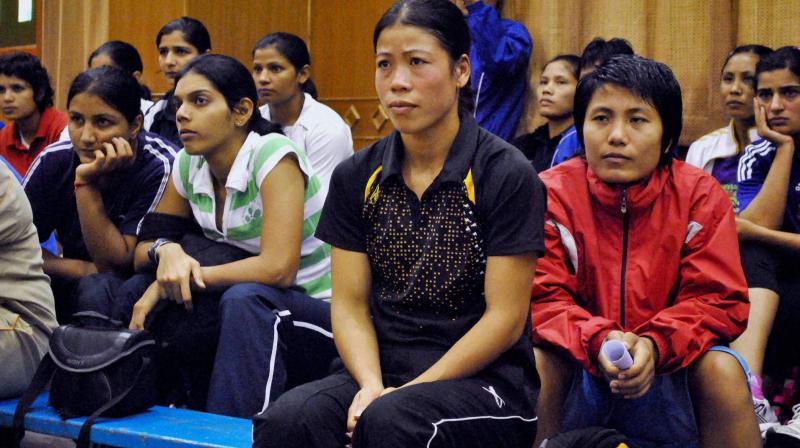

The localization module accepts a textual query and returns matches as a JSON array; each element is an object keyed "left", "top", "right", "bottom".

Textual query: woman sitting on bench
[{"left": 120, "top": 54, "right": 335, "bottom": 418}]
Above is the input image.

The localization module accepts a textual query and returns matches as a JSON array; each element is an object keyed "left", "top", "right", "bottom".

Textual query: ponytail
[
  {"left": 249, "top": 114, "right": 284, "bottom": 136},
  {"left": 302, "top": 78, "right": 318, "bottom": 100}
]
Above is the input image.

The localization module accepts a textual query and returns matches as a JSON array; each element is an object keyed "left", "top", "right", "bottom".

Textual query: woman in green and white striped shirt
[{"left": 128, "top": 54, "right": 336, "bottom": 418}]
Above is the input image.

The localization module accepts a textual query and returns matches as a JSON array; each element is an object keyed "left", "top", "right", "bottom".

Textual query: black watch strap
[{"left": 148, "top": 238, "right": 173, "bottom": 267}]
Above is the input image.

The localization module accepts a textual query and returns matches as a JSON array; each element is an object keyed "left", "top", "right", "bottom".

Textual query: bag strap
[
  {"left": 76, "top": 356, "right": 151, "bottom": 448},
  {"left": 10, "top": 354, "right": 57, "bottom": 448}
]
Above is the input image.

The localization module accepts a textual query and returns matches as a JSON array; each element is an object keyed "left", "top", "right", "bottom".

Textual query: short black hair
[
  {"left": 545, "top": 54, "right": 580, "bottom": 81},
  {"left": 755, "top": 46, "right": 800, "bottom": 89},
  {"left": 574, "top": 55, "right": 682, "bottom": 165},
  {"left": 579, "top": 37, "right": 634, "bottom": 73},
  {"left": 156, "top": 17, "right": 211, "bottom": 53},
  {"left": 0, "top": 52, "right": 55, "bottom": 112}
]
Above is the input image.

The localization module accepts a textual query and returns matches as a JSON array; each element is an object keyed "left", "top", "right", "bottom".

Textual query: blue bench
[{"left": 0, "top": 393, "right": 252, "bottom": 447}]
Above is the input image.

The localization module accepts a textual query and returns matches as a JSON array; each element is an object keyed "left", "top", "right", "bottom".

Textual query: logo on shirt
[
  {"left": 244, "top": 205, "right": 262, "bottom": 222},
  {"left": 482, "top": 386, "right": 505, "bottom": 408}
]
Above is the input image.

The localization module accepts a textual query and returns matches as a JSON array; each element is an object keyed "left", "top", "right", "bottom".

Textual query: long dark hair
[
  {"left": 373, "top": 0, "right": 474, "bottom": 116},
  {"left": 156, "top": 17, "right": 211, "bottom": 53},
  {"left": 88, "top": 40, "right": 152, "bottom": 100},
  {"left": 756, "top": 46, "right": 800, "bottom": 89},
  {"left": 253, "top": 32, "right": 318, "bottom": 99},
  {"left": 67, "top": 66, "right": 143, "bottom": 124},
  {"left": 177, "top": 54, "right": 282, "bottom": 136}
]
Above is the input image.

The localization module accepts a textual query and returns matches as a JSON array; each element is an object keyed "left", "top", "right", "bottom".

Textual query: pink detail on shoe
[{"left": 752, "top": 374, "right": 766, "bottom": 400}]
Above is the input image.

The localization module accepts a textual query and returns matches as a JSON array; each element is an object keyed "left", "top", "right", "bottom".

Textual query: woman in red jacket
[{"left": 530, "top": 55, "right": 759, "bottom": 447}]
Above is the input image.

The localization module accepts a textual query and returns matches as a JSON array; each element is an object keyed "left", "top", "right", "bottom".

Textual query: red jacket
[
  {"left": 0, "top": 107, "right": 68, "bottom": 176},
  {"left": 531, "top": 158, "right": 749, "bottom": 375}
]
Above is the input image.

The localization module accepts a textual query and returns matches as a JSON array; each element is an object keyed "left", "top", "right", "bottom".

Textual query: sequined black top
[{"left": 316, "top": 116, "right": 546, "bottom": 381}]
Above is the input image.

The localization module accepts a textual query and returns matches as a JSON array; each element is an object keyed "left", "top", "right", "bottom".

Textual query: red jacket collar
[
  {"left": 4, "top": 108, "right": 58, "bottom": 152},
  {"left": 586, "top": 162, "right": 670, "bottom": 213}
]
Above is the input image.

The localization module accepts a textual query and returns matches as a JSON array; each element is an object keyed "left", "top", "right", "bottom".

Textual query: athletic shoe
[
  {"left": 756, "top": 396, "right": 780, "bottom": 436},
  {"left": 766, "top": 403, "right": 800, "bottom": 447}
]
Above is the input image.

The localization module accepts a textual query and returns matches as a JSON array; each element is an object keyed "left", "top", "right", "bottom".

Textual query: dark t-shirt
[
  {"left": 512, "top": 124, "right": 563, "bottom": 174},
  {"left": 149, "top": 90, "right": 180, "bottom": 146},
  {"left": 316, "top": 116, "right": 546, "bottom": 383},
  {"left": 23, "top": 132, "right": 176, "bottom": 261}
]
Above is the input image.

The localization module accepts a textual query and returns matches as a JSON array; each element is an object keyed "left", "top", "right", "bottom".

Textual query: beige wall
[
  {"left": 506, "top": 0, "right": 800, "bottom": 144},
  {"left": 39, "top": 0, "right": 799, "bottom": 145}
]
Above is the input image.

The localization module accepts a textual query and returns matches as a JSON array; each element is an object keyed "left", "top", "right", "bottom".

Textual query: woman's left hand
[
  {"left": 75, "top": 137, "right": 135, "bottom": 184},
  {"left": 130, "top": 281, "right": 164, "bottom": 330}
]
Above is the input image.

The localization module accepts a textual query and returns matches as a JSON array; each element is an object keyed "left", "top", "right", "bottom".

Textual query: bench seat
[{"left": 0, "top": 394, "right": 251, "bottom": 447}]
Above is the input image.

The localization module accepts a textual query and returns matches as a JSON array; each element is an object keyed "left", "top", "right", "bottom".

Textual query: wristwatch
[{"left": 148, "top": 238, "right": 174, "bottom": 267}]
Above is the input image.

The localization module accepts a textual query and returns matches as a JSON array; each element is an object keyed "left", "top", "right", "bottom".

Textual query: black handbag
[{"left": 10, "top": 312, "right": 157, "bottom": 448}]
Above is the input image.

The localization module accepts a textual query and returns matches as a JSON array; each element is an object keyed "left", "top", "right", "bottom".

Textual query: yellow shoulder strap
[
  {"left": 464, "top": 169, "right": 475, "bottom": 204},
  {"left": 364, "top": 165, "right": 383, "bottom": 202}
]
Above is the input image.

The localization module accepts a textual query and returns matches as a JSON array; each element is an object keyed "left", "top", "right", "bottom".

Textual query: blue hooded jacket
[{"left": 467, "top": 1, "right": 532, "bottom": 141}]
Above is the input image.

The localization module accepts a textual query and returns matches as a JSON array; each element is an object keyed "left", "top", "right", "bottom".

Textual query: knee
[
  {"left": 254, "top": 402, "right": 301, "bottom": 447},
  {"left": 354, "top": 393, "right": 415, "bottom": 441},
  {"left": 219, "top": 283, "right": 272, "bottom": 313},
  {"left": 689, "top": 350, "right": 750, "bottom": 412},
  {"left": 253, "top": 390, "right": 328, "bottom": 448},
  {"left": 535, "top": 346, "right": 575, "bottom": 391}
]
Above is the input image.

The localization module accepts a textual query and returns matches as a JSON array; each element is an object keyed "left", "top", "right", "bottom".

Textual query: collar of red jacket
[{"left": 586, "top": 162, "right": 669, "bottom": 213}]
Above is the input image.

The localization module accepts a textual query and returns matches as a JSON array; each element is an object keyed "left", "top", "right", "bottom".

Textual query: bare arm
[
  {"left": 42, "top": 250, "right": 97, "bottom": 280},
  {"left": 74, "top": 138, "right": 139, "bottom": 274},
  {"left": 406, "top": 253, "right": 537, "bottom": 386},
  {"left": 738, "top": 103, "right": 796, "bottom": 229},
  {"left": 330, "top": 246, "right": 385, "bottom": 433},
  {"left": 74, "top": 183, "right": 138, "bottom": 274},
  {"left": 132, "top": 176, "right": 192, "bottom": 272},
  {"left": 331, "top": 247, "right": 381, "bottom": 389},
  {"left": 199, "top": 156, "right": 304, "bottom": 289},
  {"left": 737, "top": 217, "right": 800, "bottom": 252}
]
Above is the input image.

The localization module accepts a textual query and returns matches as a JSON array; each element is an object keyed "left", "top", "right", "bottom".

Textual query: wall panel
[
  {"left": 311, "top": 0, "right": 395, "bottom": 148},
  {"left": 506, "top": 0, "right": 798, "bottom": 144},
  {"left": 39, "top": 0, "right": 800, "bottom": 145},
  {"left": 737, "top": 1, "right": 800, "bottom": 49},
  {"left": 651, "top": 0, "right": 734, "bottom": 142},
  {"left": 107, "top": 1, "right": 185, "bottom": 96},
  {"left": 41, "top": 0, "right": 108, "bottom": 110}
]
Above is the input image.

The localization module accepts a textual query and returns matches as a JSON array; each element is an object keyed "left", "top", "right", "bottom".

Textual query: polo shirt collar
[
  {"left": 260, "top": 93, "right": 315, "bottom": 132},
  {"left": 190, "top": 132, "right": 259, "bottom": 196},
  {"left": 226, "top": 131, "right": 260, "bottom": 192},
  {"left": 291, "top": 93, "right": 315, "bottom": 131},
  {"left": 379, "top": 114, "right": 480, "bottom": 187},
  {"left": 5, "top": 107, "right": 55, "bottom": 152}
]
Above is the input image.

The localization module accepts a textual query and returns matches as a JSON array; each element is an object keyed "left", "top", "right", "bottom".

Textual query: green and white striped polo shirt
[{"left": 172, "top": 131, "right": 331, "bottom": 299}]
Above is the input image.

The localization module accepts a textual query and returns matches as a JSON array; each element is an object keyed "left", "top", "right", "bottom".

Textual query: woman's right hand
[
  {"left": 346, "top": 384, "right": 384, "bottom": 434},
  {"left": 754, "top": 100, "right": 795, "bottom": 147},
  {"left": 155, "top": 243, "right": 206, "bottom": 311}
]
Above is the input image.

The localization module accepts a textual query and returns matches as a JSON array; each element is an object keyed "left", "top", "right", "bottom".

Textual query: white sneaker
[
  {"left": 756, "top": 396, "right": 780, "bottom": 436},
  {"left": 767, "top": 403, "right": 800, "bottom": 444}
]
